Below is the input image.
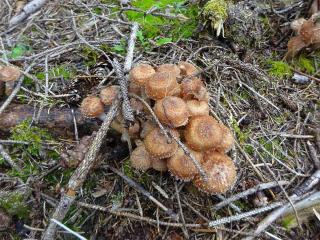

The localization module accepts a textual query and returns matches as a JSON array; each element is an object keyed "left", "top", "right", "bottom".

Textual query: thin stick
[
  {"left": 0, "top": 144, "right": 22, "bottom": 171},
  {"left": 124, "top": 22, "right": 138, "bottom": 73},
  {"left": 107, "top": 165, "right": 177, "bottom": 219},
  {"left": 41, "top": 100, "right": 120, "bottom": 240},
  {"left": 50, "top": 219, "right": 87, "bottom": 240},
  {"left": 213, "top": 181, "right": 289, "bottom": 210}
]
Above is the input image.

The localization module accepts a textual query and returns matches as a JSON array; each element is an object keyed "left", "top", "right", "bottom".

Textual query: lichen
[{"left": 202, "top": 0, "right": 228, "bottom": 36}]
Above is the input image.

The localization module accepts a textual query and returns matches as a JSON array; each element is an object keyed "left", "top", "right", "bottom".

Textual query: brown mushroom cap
[
  {"left": 154, "top": 96, "right": 189, "bottom": 127},
  {"left": 130, "top": 144, "right": 152, "bottom": 171},
  {"left": 128, "top": 82, "right": 142, "bottom": 95},
  {"left": 178, "top": 61, "right": 198, "bottom": 76},
  {"left": 140, "top": 120, "right": 157, "bottom": 139},
  {"left": 290, "top": 18, "right": 307, "bottom": 33},
  {"left": 100, "top": 85, "right": 119, "bottom": 105},
  {"left": 181, "top": 78, "right": 209, "bottom": 102},
  {"left": 186, "top": 100, "right": 209, "bottom": 116},
  {"left": 129, "top": 64, "right": 155, "bottom": 86},
  {"left": 144, "top": 128, "right": 179, "bottom": 159},
  {"left": 0, "top": 66, "right": 21, "bottom": 82},
  {"left": 193, "top": 151, "right": 236, "bottom": 194},
  {"left": 216, "top": 124, "right": 234, "bottom": 153},
  {"left": 128, "top": 121, "right": 140, "bottom": 138},
  {"left": 185, "top": 115, "right": 223, "bottom": 151},
  {"left": 151, "top": 157, "right": 168, "bottom": 171},
  {"left": 80, "top": 96, "right": 105, "bottom": 118},
  {"left": 145, "top": 72, "right": 178, "bottom": 100},
  {"left": 300, "top": 19, "right": 320, "bottom": 45},
  {"left": 285, "top": 35, "right": 306, "bottom": 59},
  {"left": 157, "top": 64, "right": 180, "bottom": 78},
  {"left": 167, "top": 147, "right": 203, "bottom": 181}
]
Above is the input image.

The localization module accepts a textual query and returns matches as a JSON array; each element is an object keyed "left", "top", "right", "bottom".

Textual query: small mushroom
[
  {"left": 186, "top": 100, "right": 209, "bottom": 116},
  {"left": 140, "top": 120, "right": 157, "bottom": 139},
  {"left": 129, "top": 64, "right": 155, "bottom": 86},
  {"left": 285, "top": 35, "right": 307, "bottom": 59},
  {"left": 144, "top": 128, "right": 179, "bottom": 159},
  {"left": 100, "top": 85, "right": 119, "bottom": 105},
  {"left": 80, "top": 96, "right": 105, "bottom": 120},
  {"left": 185, "top": 115, "right": 223, "bottom": 151},
  {"left": 215, "top": 123, "right": 234, "bottom": 153},
  {"left": 167, "top": 147, "right": 203, "bottom": 181},
  {"left": 151, "top": 157, "right": 168, "bottom": 171},
  {"left": 193, "top": 151, "right": 236, "bottom": 194},
  {"left": 156, "top": 63, "right": 180, "bottom": 78},
  {"left": 145, "top": 72, "right": 179, "bottom": 100},
  {"left": 181, "top": 78, "right": 209, "bottom": 102},
  {"left": 0, "top": 65, "right": 21, "bottom": 95},
  {"left": 130, "top": 144, "right": 152, "bottom": 171},
  {"left": 178, "top": 61, "right": 198, "bottom": 77},
  {"left": 154, "top": 96, "right": 189, "bottom": 127}
]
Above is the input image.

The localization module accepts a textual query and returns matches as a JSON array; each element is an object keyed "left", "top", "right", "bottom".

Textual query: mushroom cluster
[{"left": 80, "top": 62, "right": 236, "bottom": 194}]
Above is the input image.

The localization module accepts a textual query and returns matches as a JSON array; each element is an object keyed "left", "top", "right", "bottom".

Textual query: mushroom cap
[
  {"left": 140, "top": 120, "right": 157, "bottom": 139},
  {"left": 185, "top": 115, "right": 223, "bottom": 151},
  {"left": 186, "top": 100, "right": 209, "bottom": 116},
  {"left": 167, "top": 147, "right": 203, "bottom": 181},
  {"left": 157, "top": 64, "right": 180, "bottom": 78},
  {"left": 130, "top": 144, "right": 152, "bottom": 171},
  {"left": 80, "top": 96, "right": 105, "bottom": 118},
  {"left": 100, "top": 85, "right": 119, "bottom": 105},
  {"left": 128, "top": 82, "right": 142, "bottom": 95},
  {"left": 129, "top": 64, "right": 155, "bottom": 86},
  {"left": 0, "top": 66, "right": 21, "bottom": 82},
  {"left": 216, "top": 124, "right": 234, "bottom": 153},
  {"left": 300, "top": 19, "right": 320, "bottom": 45},
  {"left": 128, "top": 121, "right": 140, "bottom": 138},
  {"left": 181, "top": 78, "right": 209, "bottom": 102},
  {"left": 154, "top": 96, "right": 189, "bottom": 127},
  {"left": 145, "top": 72, "right": 178, "bottom": 100},
  {"left": 290, "top": 18, "right": 307, "bottom": 33},
  {"left": 151, "top": 157, "right": 168, "bottom": 171},
  {"left": 178, "top": 61, "right": 198, "bottom": 77},
  {"left": 193, "top": 151, "right": 236, "bottom": 194},
  {"left": 285, "top": 35, "right": 306, "bottom": 59},
  {"left": 130, "top": 98, "right": 144, "bottom": 114},
  {"left": 144, "top": 128, "right": 179, "bottom": 159}
]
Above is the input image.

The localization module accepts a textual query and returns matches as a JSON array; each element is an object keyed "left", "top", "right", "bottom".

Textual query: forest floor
[{"left": 0, "top": 0, "right": 319, "bottom": 240}]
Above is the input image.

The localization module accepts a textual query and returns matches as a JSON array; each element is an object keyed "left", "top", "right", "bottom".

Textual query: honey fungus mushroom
[
  {"left": 145, "top": 72, "right": 179, "bottom": 100},
  {"left": 0, "top": 65, "right": 21, "bottom": 95},
  {"left": 129, "top": 63, "right": 155, "bottom": 86},
  {"left": 181, "top": 78, "right": 209, "bottom": 102},
  {"left": 100, "top": 85, "right": 119, "bottom": 105},
  {"left": 178, "top": 61, "right": 198, "bottom": 77},
  {"left": 157, "top": 64, "right": 180, "bottom": 78},
  {"left": 144, "top": 128, "right": 179, "bottom": 159},
  {"left": 216, "top": 123, "right": 234, "bottom": 153},
  {"left": 193, "top": 151, "right": 236, "bottom": 194},
  {"left": 80, "top": 96, "right": 105, "bottom": 119},
  {"left": 186, "top": 100, "right": 209, "bottom": 116},
  {"left": 130, "top": 144, "right": 152, "bottom": 171},
  {"left": 185, "top": 115, "right": 223, "bottom": 151},
  {"left": 167, "top": 147, "right": 203, "bottom": 181},
  {"left": 154, "top": 96, "right": 189, "bottom": 127},
  {"left": 151, "top": 157, "right": 168, "bottom": 171}
]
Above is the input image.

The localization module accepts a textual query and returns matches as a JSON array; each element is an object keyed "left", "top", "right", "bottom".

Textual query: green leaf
[{"left": 156, "top": 37, "right": 172, "bottom": 46}]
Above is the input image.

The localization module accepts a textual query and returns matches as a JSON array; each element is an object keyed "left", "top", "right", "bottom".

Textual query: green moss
[
  {"left": 0, "top": 193, "right": 30, "bottom": 219},
  {"left": 231, "top": 118, "right": 250, "bottom": 145},
  {"left": 202, "top": 0, "right": 228, "bottom": 36},
  {"left": 267, "top": 60, "right": 292, "bottom": 79},
  {"left": 295, "top": 55, "right": 315, "bottom": 74},
  {"left": 81, "top": 45, "right": 100, "bottom": 66},
  {"left": 258, "top": 137, "right": 285, "bottom": 160},
  {"left": 123, "top": 158, "right": 134, "bottom": 179}
]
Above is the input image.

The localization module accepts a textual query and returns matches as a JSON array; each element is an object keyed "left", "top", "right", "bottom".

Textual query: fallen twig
[
  {"left": 213, "top": 181, "right": 289, "bottom": 210},
  {"left": 0, "top": 144, "right": 22, "bottom": 172},
  {"left": 9, "top": 0, "right": 48, "bottom": 26}
]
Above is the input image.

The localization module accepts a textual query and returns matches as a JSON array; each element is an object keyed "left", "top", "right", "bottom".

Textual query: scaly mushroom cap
[
  {"left": 151, "top": 157, "right": 168, "bottom": 171},
  {"left": 300, "top": 19, "right": 320, "bottom": 45},
  {"left": 216, "top": 124, "right": 234, "bottom": 153},
  {"left": 128, "top": 121, "right": 140, "bottom": 138},
  {"left": 145, "top": 72, "right": 178, "bottom": 100},
  {"left": 185, "top": 115, "right": 223, "bottom": 151},
  {"left": 167, "top": 147, "right": 203, "bottom": 181},
  {"left": 154, "top": 96, "right": 189, "bottom": 127},
  {"left": 144, "top": 128, "right": 179, "bottom": 159},
  {"left": 140, "top": 120, "right": 157, "bottom": 139},
  {"left": 100, "top": 85, "right": 119, "bottom": 105},
  {"left": 128, "top": 82, "right": 142, "bottom": 95},
  {"left": 181, "top": 78, "right": 209, "bottom": 102},
  {"left": 193, "top": 151, "right": 236, "bottom": 194},
  {"left": 157, "top": 64, "right": 180, "bottom": 78},
  {"left": 0, "top": 66, "right": 21, "bottom": 82},
  {"left": 186, "top": 100, "right": 209, "bottom": 116},
  {"left": 130, "top": 98, "right": 144, "bottom": 114},
  {"left": 129, "top": 64, "right": 155, "bottom": 86},
  {"left": 130, "top": 144, "right": 152, "bottom": 171},
  {"left": 285, "top": 35, "right": 306, "bottom": 59},
  {"left": 80, "top": 96, "right": 105, "bottom": 118},
  {"left": 178, "top": 61, "right": 198, "bottom": 76},
  {"left": 290, "top": 18, "right": 307, "bottom": 33}
]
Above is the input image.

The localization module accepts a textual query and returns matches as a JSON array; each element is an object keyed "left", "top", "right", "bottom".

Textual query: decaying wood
[{"left": 0, "top": 104, "right": 99, "bottom": 136}]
